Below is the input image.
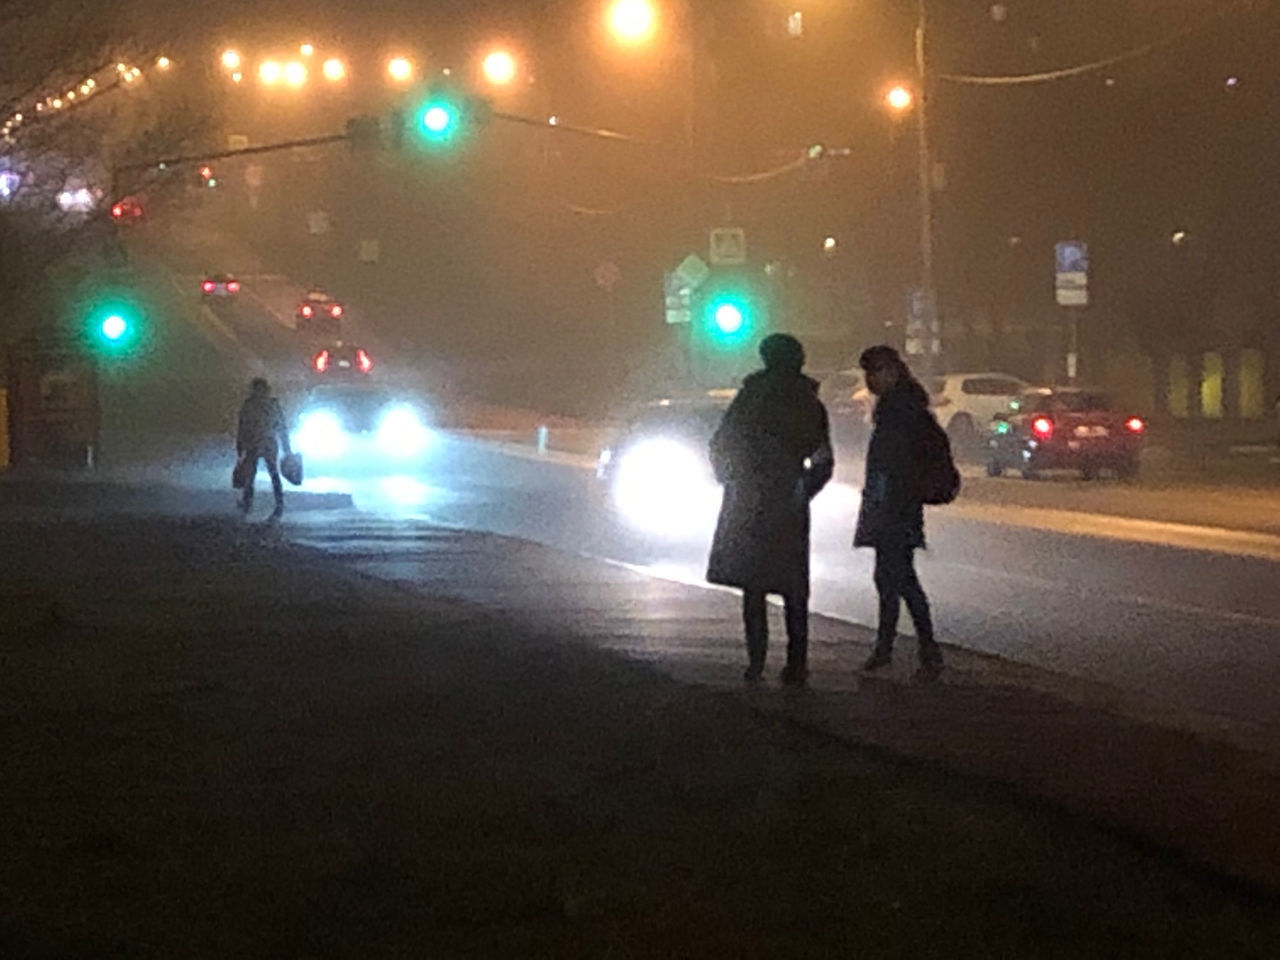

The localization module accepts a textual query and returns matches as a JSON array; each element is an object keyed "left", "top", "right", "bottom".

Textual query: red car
[
  {"left": 987, "top": 387, "right": 1145, "bottom": 480},
  {"left": 110, "top": 196, "right": 145, "bottom": 222}
]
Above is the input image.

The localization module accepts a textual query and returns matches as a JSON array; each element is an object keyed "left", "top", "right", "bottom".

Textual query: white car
[{"left": 926, "top": 372, "right": 1031, "bottom": 444}]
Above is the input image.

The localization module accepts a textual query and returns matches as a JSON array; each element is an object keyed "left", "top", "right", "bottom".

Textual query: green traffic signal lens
[
  {"left": 101, "top": 314, "right": 128, "bottom": 341},
  {"left": 713, "top": 303, "right": 744, "bottom": 336},
  {"left": 422, "top": 105, "right": 453, "bottom": 134}
]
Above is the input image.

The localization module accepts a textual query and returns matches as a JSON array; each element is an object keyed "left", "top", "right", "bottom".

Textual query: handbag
[
  {"left": 280, "top": 452, "right": 304, "bottom": 487},
  {"left": 232, "top": 455, "right": 254, "bottom": 490}
]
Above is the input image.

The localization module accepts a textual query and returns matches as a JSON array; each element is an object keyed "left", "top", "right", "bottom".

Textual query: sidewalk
[{"left": 5, "top": 494, "right": 1280, "bottom": 956}]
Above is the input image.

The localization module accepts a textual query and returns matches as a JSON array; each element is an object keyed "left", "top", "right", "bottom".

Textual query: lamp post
[{"left": 912, "top": 0, "right": 939, "bottom": 376}]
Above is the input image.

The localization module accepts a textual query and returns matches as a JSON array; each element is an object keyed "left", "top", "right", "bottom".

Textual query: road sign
[
  {"left": 674, "top": 253, "right": 710, "bottom": 291},
  {"left": 709, "top": 227, "right": 747, "bottom": 266},
  {"left": 664, "top": 272, "right": 692, "bottom": 325},
  {"left": 594, "top": 261, "right": 621, "bottom": 292},
  {"left": 228, "top": 134, "right": 249, "bottom": 150},
  {"left": 1055, "top": 240, "right": 1089, "bottom": 307}
]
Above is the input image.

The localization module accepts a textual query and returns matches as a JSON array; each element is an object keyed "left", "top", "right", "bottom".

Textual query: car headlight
[
  {"left": 611, "top": 437, "right": 720, "bottom": 539},
  {"left": 376, "top": 406, "right": 432, "bottom": 457},
  {"left": 294, "top": 410, "right": 348, "bottom": 459}
]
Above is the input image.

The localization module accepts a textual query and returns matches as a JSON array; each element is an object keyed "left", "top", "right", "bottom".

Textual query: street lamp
[
  {"left": 259, "top": 60, "right": 282, "bottom": 86},
  {"left": 283, "top": 62, "right": 307, "bottom": 87},
  {"left": 322, "top": 58, "right": 346, "bottom": 82},
  {"left": 222, "top": 49, "right": 242, "bottom": 71},
  {"left": 885, "top": 84, "right": 914, "bottom": 113},
  {"left": 608, "top": 0, "right": 658, "bottom": 45},
  {"left": 482, "top": 50, "right": 518, "bottom": 86},
  {"left": 387, "top": 56, "right": 414, "bottom": 83},
  {"left": 300, "top": 43, "right": 315, "bottom": 57}
]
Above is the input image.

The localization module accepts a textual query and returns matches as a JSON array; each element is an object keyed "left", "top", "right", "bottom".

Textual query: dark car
[
  {"left": 291, "top": 383, "right": 431, "bottom": 466},
  {"left": 201, "top": 273, "right": 240, "bottom": 297},
  {"left": 987, "top": 387, "right": 1146, "bottom": 480},
  {"left": 311, "top": 342, "right": 373, "bottom": 379},
  {"left": 296, "top": 290, "right": 344, "bottom": 336}
]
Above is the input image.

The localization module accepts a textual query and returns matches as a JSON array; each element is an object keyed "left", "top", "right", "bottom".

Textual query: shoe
[
  {"left": 780, "top": 663, "right": 808, "bottom": 687},
  {"left": 269, "top": 504, "right": 284, "bottom": 522},
  {"left": 743, "top": 662, "right": 765, "bottom": 682},
  {"left": 862, "top": 650, "right": 893, "bottom": 672},
  {"left": 913, "top": 659, "right": 943, "bottom": 684}
]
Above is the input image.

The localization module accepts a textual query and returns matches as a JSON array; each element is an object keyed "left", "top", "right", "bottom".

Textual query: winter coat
[
  {"left": 237, "top": 395, "right": 288, "bottom": 457},
  {"left": 853, "top": 377, "right": 931, "bottom": 549},
  {"left": 706, "top": 369, "right": 833, "bottom": 595}
]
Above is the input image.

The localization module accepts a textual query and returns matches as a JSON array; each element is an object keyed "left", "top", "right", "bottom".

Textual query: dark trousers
[
  {"left": 241, "top": 451, "right": 284, "bottom": 512},
  {"left": 873, "top": 545, "right": 939, "bottom": 664},
  {"left": 742, "top": 590, "right": 808, "bottom": 669}
]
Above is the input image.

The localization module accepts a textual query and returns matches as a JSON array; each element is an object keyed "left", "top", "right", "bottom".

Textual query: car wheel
[
  {"left": 947, "top": 414, "right": 977, "bottom": 449},
  {"left": 986, "top": 460, "right": 1004, "bottom": 478},
  {"left": 1021, "top": 467, "right": 1041, "bottom": 481},
  {"left": 1081, "top": 463, "right": 1099, "bottom": 481}
]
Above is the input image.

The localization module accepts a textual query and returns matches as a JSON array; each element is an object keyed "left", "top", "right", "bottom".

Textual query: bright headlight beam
[{"left": 611, "top": 437, "right": 720, "bottom": 539}]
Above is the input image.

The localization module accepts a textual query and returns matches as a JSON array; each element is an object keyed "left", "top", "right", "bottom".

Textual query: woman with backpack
[{"left": 853, "top": 345, "right": 952, "bottom": 682}]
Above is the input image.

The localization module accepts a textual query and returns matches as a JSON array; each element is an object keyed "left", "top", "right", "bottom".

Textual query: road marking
[
  {"left": 946, "top": 502, "right": 1280, "bottom": 562},
  {"left": 937, "top": 560, "right": 1280, "bottom": 629}
]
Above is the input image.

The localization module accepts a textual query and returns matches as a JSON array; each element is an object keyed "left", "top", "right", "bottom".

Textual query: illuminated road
[{"left": 113, "top": 211, "right": 1280, "bottom": 742}]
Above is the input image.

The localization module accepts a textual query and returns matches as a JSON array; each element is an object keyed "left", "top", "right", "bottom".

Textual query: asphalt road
[{"left": 110, "top": 207, "right": 1280, "bottom": 745}]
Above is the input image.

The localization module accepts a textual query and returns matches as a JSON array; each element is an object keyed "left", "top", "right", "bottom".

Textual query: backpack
[{"left": 916, "top": 414, "right": 962, "bottom": 505}]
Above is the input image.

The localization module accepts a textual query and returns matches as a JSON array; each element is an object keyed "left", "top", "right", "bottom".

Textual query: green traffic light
[
  {"left": 423, "top": 105, "right": 453, "bottom": 134},
  {"left": 713, "top": 303, "right": 744, "bottom": 336},
  {"left": 100, "top": 314, "right": 128, "bottom": 341}
]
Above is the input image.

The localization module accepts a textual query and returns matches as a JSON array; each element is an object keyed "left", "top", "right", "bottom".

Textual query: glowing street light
[
  {"left": 607, "top": 0, "right": 658, "bottom": 45},
  {"left": 322, "top": 58, "right": 346, "bottom": 82},
  {"left": 283, "top": 62, "right": 307, "bottom": 87},
  {"left": 231, "top": 71, "right": 243, "bottom": 84},
  {"left": 259, "top": 60, "right": 282, "bottom": 85},
  {"left": 156, "top": 55, "right": 172, "bottom": 70},
  {"left": 886, "top": 84, "right": 914, "bottom": 113},
  {"left": 222, "top": 49, "right": 242, "bottom": 71},
  {"left": 300, "top": 42, "right": 315, "bottom": 57},
  {"left": 387, "top": 56, "right": 414, "bottom": 82},
  {"left": 481, "top": 50, "right": 518, "bottom": 86}
]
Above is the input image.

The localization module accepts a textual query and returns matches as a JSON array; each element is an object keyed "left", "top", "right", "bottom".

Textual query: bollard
[{"left": 536, "top": 425, "right": 549, "bottom": 455}]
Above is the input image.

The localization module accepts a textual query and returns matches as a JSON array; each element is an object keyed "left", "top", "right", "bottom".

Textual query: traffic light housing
[
  {"left": 696, "top": 270, "right": 765, "bottom": 349},
  {"left": 405, "top": 88, "right": 493, "bottom": 149},
  {"left": 689, "top": 267, "right": 771, "bottom": 387},
  {"left": 84, "top": 298, "right": 144, "bottom": 356}
]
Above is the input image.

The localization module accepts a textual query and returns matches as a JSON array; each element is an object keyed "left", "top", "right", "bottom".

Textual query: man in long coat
[{"left": 707, "top": 334, "right": 834, "bottom": 685}]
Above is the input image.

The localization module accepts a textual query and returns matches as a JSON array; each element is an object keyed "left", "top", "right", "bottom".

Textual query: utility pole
[{"left": 914, "top": 0, "right": 939, "bottom": 378}]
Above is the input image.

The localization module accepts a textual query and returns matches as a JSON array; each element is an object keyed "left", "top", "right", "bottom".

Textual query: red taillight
[
  {"left": 1031, "top": 416, "right": 1054, "bottom": 440},
  {"left": 356, "top": 349, "right": 373, "bottom": 373},
  {"left": 1126, "top": 417, "right": 1145, "bottom": 434},
  {"left": 202, "top": 280, "right": 215, "bottom": 293},
  {"left": 301, "top": 305, "right": 313, "bottom": 318},
  {"left": 227, "top": 281, "right": 240, "bottom": 293},
  {"left": 314, "top": 350, "right": 330, "bottom": 373},
  {"left": 331, "top": 304, "right": 344, "bottom": 318}
]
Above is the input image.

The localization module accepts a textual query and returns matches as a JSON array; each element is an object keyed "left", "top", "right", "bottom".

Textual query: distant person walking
[
  {"left": 236, "top": 378, "right": 291, "bottom": 520},
  {"left": 707, "top": 334, "right": 834, "bottom": 685},
  {"left": 854, "top": 345, "right": 943, "bottom": 681}
]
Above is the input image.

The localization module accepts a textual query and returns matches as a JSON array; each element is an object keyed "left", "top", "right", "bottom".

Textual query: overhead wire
[{"left": 938, "top": 0, "right": 1255, "bottom": 87}]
